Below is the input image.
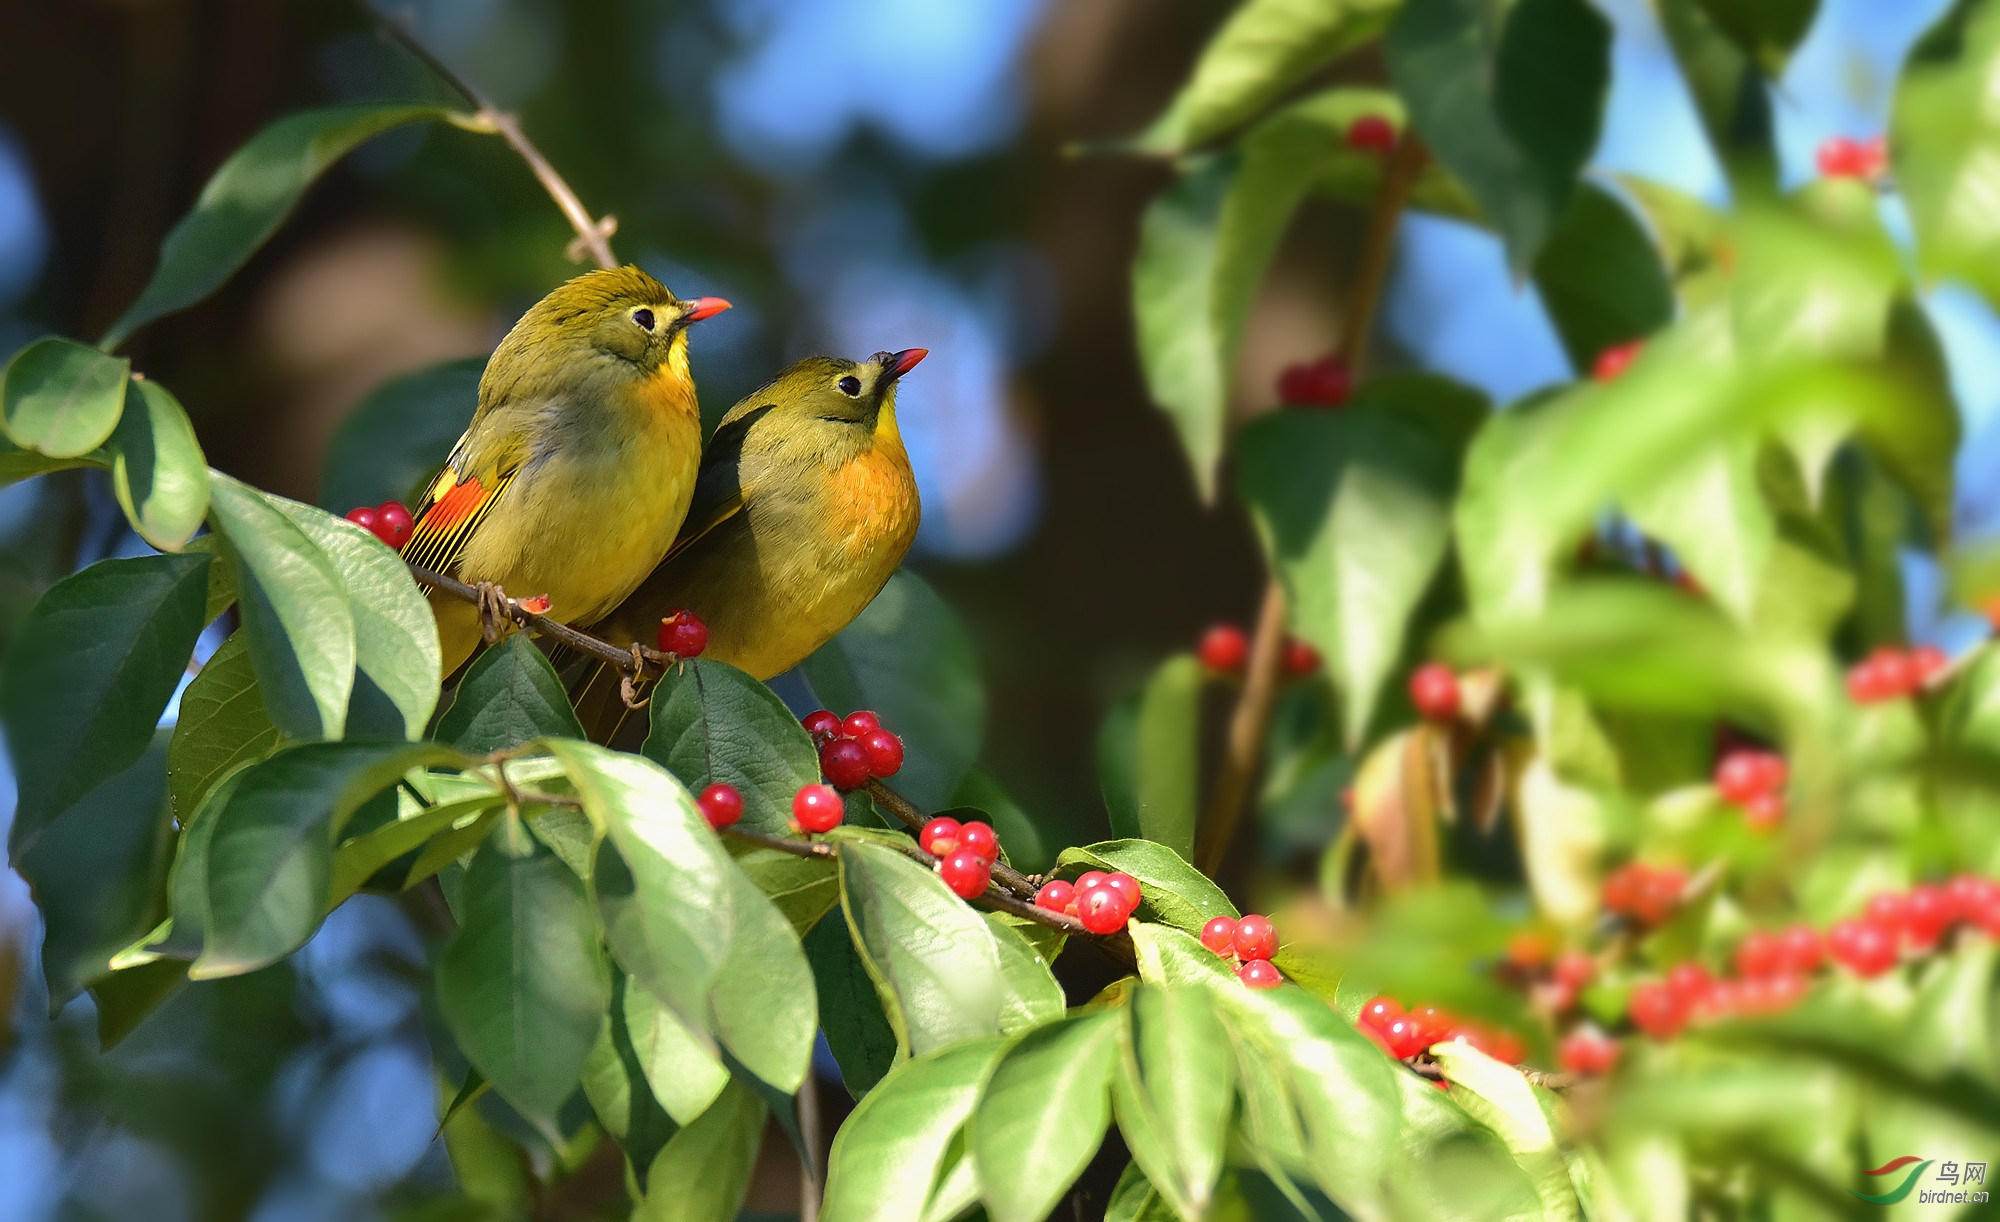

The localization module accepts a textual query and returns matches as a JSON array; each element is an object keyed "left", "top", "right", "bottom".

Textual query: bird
[
  {"left": 571, "top": 347, "right": 927, "bottom": 742},
  {"left": 399, "top": 265, "right": 730, "bottom": 675}
]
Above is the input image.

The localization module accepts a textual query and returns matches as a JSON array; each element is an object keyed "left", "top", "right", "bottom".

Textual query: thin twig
[
  {"left": 865, "top": 779, "right": 1042, "bottom": 900},
  {"left": 1193, "top": 136, "right": 1429, "bottom": 878},
  {"left": 722, "top": 826, "right": 838, "bottom": 860},
  {"left": 377, "top": 12, "right": 617, "bottom": 269},
  {"left": 798, "top": 1070, "right": 823, "bottom": 1222},
  {"left": 406, "top": 559, "right": 669, "bottom": 681}
]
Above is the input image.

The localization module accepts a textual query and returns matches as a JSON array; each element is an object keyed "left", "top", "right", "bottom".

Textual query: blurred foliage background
[{"left": 1, "top": 0, "right": 1998, "bottom": 1218}]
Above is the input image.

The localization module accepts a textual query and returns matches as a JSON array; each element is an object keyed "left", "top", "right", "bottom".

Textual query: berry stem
[{"left": 866, "top": 778, "right": 1041, "bottom": 900}]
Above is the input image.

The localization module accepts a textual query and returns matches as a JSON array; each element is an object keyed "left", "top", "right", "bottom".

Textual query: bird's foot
[
  {"left": 619, "top": 643, "right": 651, "bottom": 710},
  {"left": 475, "top": 582, "right": 517, "bottom": 644}
]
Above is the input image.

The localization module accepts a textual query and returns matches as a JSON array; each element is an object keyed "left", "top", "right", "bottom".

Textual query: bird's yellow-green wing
[
  {"left": 402, "top": 432, "right": 523, "bottom": 578},
  {"left": 658, "top": 404, "right": 769, "bottom": 565}
]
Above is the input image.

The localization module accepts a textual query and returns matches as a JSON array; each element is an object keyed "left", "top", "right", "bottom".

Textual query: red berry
[
  {"left": 1817, "top": 136, "right": 1865, "bottom": 178},
  {"left": 1506, "top": 931, "right": 1552, "bottom": 969},
  {"left": 1858, "top": 135, "right": 1887, "bottom": 176},
  {"left": 1277, "top": 355, "right": 1351, "bottom": 408},
  {"left": 1409, "top": 1003, "right": 1454, "bottom": 1045},
  {"left": 657, "top": 609, "right": 708, "bottom": 658},
  {"left": 1628, "top": 981, "right": 1685, "bottom": 1039},
  {"left": 1076, "top": 884, "right": 1129, "bottom": 934},
  {"left": 1592, "top": 341, "right": 1641, "bottom": 382},
  {"left": 820, "top": 738, "right": 871, "bottom": 791},
  {"left": 1553, "top": 950, "right": 1595, "bottom": 991},
  {"left": 1233, "top": 914, "right": 1277, "bottom": 962},
  {"left": 1200, "top": 916, "right": 1237, "bottom": 956},
  {"left": 1075, "top": 870, "right": 1108, "bottom": 892},
  {"left": 1911, "top": 644, "right": 1949, "bottom": 685},
  {"left": 918, "top": 816, "right": 961, "bottom": 856},
  {"left": 1358, "top": 995, "right": 1403, "bottom": 1031},
  {"left": 801, "top": 709, "right": 842, "bottom": 739},
  {"left": 1665, "top": 962, "right": 1711, "bottom": 1008},
  {"left": 1827, "top": 917, "right": 1899, "bottom": 976},
  {"left": 957, "top": 821, "right": 999, "bottom": 864},
  {"left": 1715, "top": 750, "right": 1784, "bottom": 804},
  {"left": 1102, "top": 872, "right": 1142, "bottom": 914},
  {"left": 1735, "top": 931, "right": 1782, "bottom": 979},
  {"left": 938, "top": 849, "right": 992, "bottom": 899},
  {"left": 1776, "top": 924, "right": 1824, "bottom": 975},
  {"left": 1558, "top": 1029, "right": 1619, "bottom": 1076},
  {"left": 1632, "top": 866, "right": 1686, "bottom": 927},
  {"left": 697, "top": 782, "right": 743, "bottom": 830},
  {"left": 1601, "top": 864, "right": 1642, "bottom": 916},
  {"left": 841, "top": 710, "right": 881, "bottom": 738},
  {"left": 1345, "top": 113, "right": 1396, "bottom": 153},
  {"left": 792, "top": 783, "right": 843, "bottom": 833},
  {"left": 1742, "top": 791, "right": 1785, "bottom": 833},
  {"left": 1282, "top": 638, "right": 1321, "bottom": 677},
  {"left": 1949, "top": 875, "right": 2000, "bottom": 934},
  {"left": 1905, "top": 884, "right": 1953, "bottom": 948},
  {"left": 1383, "top": 1016, "right": 1427, "bottom": 1058},
  {"left": 345, "top": 506, "right": 379, "bottom": 532},
  {"left": 1035, "top": 880, "right": 1075, "bottom": 913},
  {"left": 1237, "top": 959, "right": 1284, "bottom": 989},
  {"left": 1198, "top": 624, "right": 1249, "bottom": 673},
  {"left": 858, "top": 729, "right": 904, "bottom": 777},
  {"left": 1408, "top": 663, "right": 1461, "bottom": 721},
  {"left": 1864, "top": 891, "right": 1909, "bottom": 937},
  {"left": 374, "top": 500, "right": 413, "bottom": 548}
]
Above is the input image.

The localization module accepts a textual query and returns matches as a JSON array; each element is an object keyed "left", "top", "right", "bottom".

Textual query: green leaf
[
  {"left": 17, "top": 731, "right": 175, "bottom": 1010},
  {"left": 1131, "top": 160, "right": 1231, "bottom": 500},
  {"left": 89, "top": 957, "right": 188, "bottom": 1051},
  {"left": 836, "top": 838, "right": 1016, "bottom": 1057},
  {"left": 1387, "top": 0, "right": 1612, "bottom": 267},
  {"left": 185, "top": 533, "right": 240, "bottom": 625},
  {"left": 436, "top": 634, "right": 585, "bottom": 753},
  {"left": 1657, "top": 0, "right": 1777, "bottom": 181},
  {"left": 1689, "top": 0, "right": 1817, "bottom": 72},
  {"left": 193, "top": 739, "right": 463, "bottom": 977},
  {"left": 951, "top": 767, "right": 1052, "bottom": 874},
  {"left": 1238, "top": 405, "right": 1459, "bottom": 743},
  {"left": 1099, "top": 655, "right": 1201, "bottom": 857},
  {"left": 1531, "top": 183, "right": 1675, "bottom": 371},
  {"left": 986, "top": 914, "right": 1066, "bottom": 1035},
  {"left": 728, "top": 839, "right": 839, "bottom": 936},
  {"left": 1430, "top": 1042, "right": 1580, "bottom": 1221},
  {"left": 581, "top": 970, "right": 678, "bottom": 1175},
  {"left": 622, "top": 977, "right": 730, "bottom": 1126},
  {"left": 1055, "top": 841, "right": 1237, "bottom": 937},
  {"left": 802, "top": 570, "right": 983, "bottom": 809},
  {"left": 167, "top": 630, "right": 282, "bottom": 823},
  {"left": 1621, "top": 437, "right": 1774, "bottom": 623},
  {"left": 973, "top": 1012, "right": 1120, "bottom": 1222},
  {"left": 1, "top": 337, "right": 129, "bottom": 458},
  {"left": 2, "top": 551, "right": 210, "bottom": 851},
  {"left": 706, "top": 862, "right": 817, "bottom": 1093},
  {"left": 633, "top": 1077, "right": 767, "bottom": 1222},
  {"left": 318, "top": 356, "right": 481, "bottom": 514},
  {"left": 820, "top": 1037, "right": 1008, "bottom": 1222},
  {"left": 273, "top": 496, "right": 440, "bottom": 738},
  {"left": 643, "top": 658, "right": 821, "bottom": 835},
  {"left": 105, "top": 378, "right": 209, "bottom": 551},
  {"left": 1113, "top": 988, "right": 1235, "bottom": 1220},
  {"left": 544, "top": 739, "right": 735, "bottom": 1032},
  {"left": 0, "top": 427, "right": 104, "bottom": 486},
  {"left": 1106, "top": 1163, "right": 1184, "bottom": 1222},
  {"left": 1897, "top": 0, "right": 2000, "bottom": 307},
  {"left": 805, "top": 913, "right": 900, "bottom": 1099},
  {"left": 438, "top": 825, "right": 612, "bottom": 1138},
  {"left": 100, "top": 104, "right": 456, "bottom": 349},
  {"left": 206, "top": 472, "right": 355, "bottom": 739},
  {"left": 1136, "top": 0, "right": 1399, "bottom": 151},
  {"left": 328, "top": 791, "right": 499, "bottom": 905},
  {"left": 1128, "top": 920, "right": 1242, "bottom": 990}
]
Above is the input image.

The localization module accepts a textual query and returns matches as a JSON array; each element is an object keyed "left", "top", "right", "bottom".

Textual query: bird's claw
[
  {"left": 620, "top": 643, "right": 651, "bottom": 710},
  {"left": 475, "top": 582, "right": 510, "bottom": 644}
]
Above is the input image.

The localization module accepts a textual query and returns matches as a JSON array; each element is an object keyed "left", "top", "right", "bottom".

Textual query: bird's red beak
[
  {"left": 683, "top": 297, "right": 732, "bottom": 323},
  {"left": 884, "top": 348, "right": 928, "bottom": 381}
]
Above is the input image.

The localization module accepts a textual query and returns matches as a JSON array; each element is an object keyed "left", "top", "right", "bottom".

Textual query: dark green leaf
[
  {"left": 1387, "top": 0, "right": 1612, "bottom": 267},
  {"left": 106, "top": 378, "right": 209, "bottom": 551},
  {"left": 274, "top": 496, "right": 441, "bottom": 738},
  {"left": 167, "top": 630, "right": 282, "bottom": 823},
  {"left": 438, "top": 828, "right": 612, "bottom": 1139},
  {"left": 1107, "top": 1162, "right": 1183, "bottom": 1222},
  {"left": 805, "top": 913, "right": 900, "bottom": 1099},
  {"left": 328, "top": 792, "right": 499, "bottom": 905},
  {"left": 0, "top": 426, "right": 103, "bottom": 486},
  {"left": 1690, "top": 0, "right": 1817, "bottom": 72},
  {"left": 819, "top": 1037, "right": 1009, "bottom": 1222},
  {"left": 1099, "top": 655, "right": 1201, "bottom": 857},
  {"left": 1657, "top": 0, "right": 1777, "bottom": 176},
  {"left": 802, "top": 570, "right": 983, "bottom": 809},
  {"left": 1531, "top": 183, "right": 1675, "bottom": 371},
  {"left": 436, "top": 634, "right": 584, "bottom": 753},
  {"left": 1055, "top": 840, "right": 1237, "bottom": 937},
  {"left": 318, "top": 356, "right": 481, "bottom": 514},
  {"left": 1113, "top": 988, "right": 1234, "bottom": 1219},
  {"left": 1131, "top": 160, "right": 1231, "bottom": 500},
  {"left": 634, "top": 1077, "right": 766, "bottom": 1222},
  {"left": 1, "top": 336, "right": 128, "bottom": 458},
  {"left": 643, "top": 657, "right": 821, "bottom": 835},
  {"left": 2, "top": 551, "right": 210, "bottom": 852},
  {"left": 706, "top": 862, "right": 816, "bottom": 1093},
  {"left": 193, "top": 739, "right": 464, "bottom": 977},
  {"left": 972, "top": 1011, "right": 1121, "bottom": 1222},
  {"left": 1238, "top": 405, "right": 1459, "bottom": 743},
  {"left": 207, "top": 472, "right": 355, "bottom": 739},
  {"left": 17, "top": 731, "right": 175, "bottom": 1010},
  {"left": 89, "top": 957, "right": 188, "bottom": 1050},
  {"left": 100, "top": 104, "right": 456, "bottom": 349}
]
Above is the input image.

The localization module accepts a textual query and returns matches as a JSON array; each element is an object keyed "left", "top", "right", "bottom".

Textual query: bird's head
[
  {"left": 746, "top": 348, "right": 927, "bottom": 439},
  {"left": 500, "top": 265, "right": 731, "bottom": 382}
]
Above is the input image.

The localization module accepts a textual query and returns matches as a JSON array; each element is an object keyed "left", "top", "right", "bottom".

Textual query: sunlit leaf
[
  {"left": 1132, "top": 160, "right": 1232, "bottom": 501},
  {"left": 706, "top": 863, "right": 816, "bottom": 1093},
  {"left": 820, "top": 1036, "right": 1008, "bottom": 1222},
  {"left": 1431, "top": 1042, "right": 1580, "bottom": 1221},
  {"left": 581, "top": 970, "right": 678, "bottom": 1175},
  {"left": 1054, "top": 841, "right": 1237, "bottom": 937},
  {"left": 634, "top": 1077, "right": 766, "bottom": 1222},
  {"left": 643, "top": 658, "right": 820, "bottom": 835},
  {"left": 1112, "top": 987, "right": 1234, "bottom": 1219},
  {"left": 106, "top": 378, "right": 209, "bottom": 551},
  {"left": 1, "top": 336, "right": 128, "bottom": 458},
  {"left": 1895, "top": 0, "right": 2000, "bottom": 308},
  {"left": 972, "top": 1011, "right": 1120, "bottom": 1222}
]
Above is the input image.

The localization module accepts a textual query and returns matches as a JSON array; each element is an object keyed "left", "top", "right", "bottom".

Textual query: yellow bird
[
  {"left": 573, "top": 348, "right": 926, "bottom": 739},
  {"left": 401, "top": 266, "right": 730, "bottom": 674}
]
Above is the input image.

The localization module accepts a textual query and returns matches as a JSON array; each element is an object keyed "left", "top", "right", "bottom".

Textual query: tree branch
[
  {"left": 1193, "top": 136, "right": 1429, "bottom": 878},
  {"left": 405, "top": 559, "right": 670, "bottom": 680},
  {"left": 865, "top": 779, "right": 1042, "bottom": 900},
  {"left": 377, "top": 12, "right": 618, "bottom": 270}
]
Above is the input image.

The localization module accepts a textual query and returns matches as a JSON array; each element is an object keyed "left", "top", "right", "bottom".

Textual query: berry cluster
[
  {"left": 1845, "top": 644, "right": 1947, "bottom": 703},
  {"left": 1712, "top": 748, "right": 1787, "bottom": 832},
  {"left": 1600, "top": 862, "right": 1688, "bottom": 927},
  {"left": 1502, "top": 933, "right": 1597, "bottom": 1012},
  {"left": 1199, "top": 913, "right": 1285, "bottom": 989},
  {"left": 1276, "top": 354, "right": 1352, "bottom": 408},
  {"left": 1035, "top": 869, "right": 1144, "bottom": 934},
  {"left": 344, "top": 500, "right": 414, "bottom": 549},
  {"left": 1816, "top": 135, "right": 1887, "bottom": 180},
  {"left": 1344, "top": 114, "right": 1396, "bottom": 154},
  {"left": 655, "top": 609, "right": 709, "bottom": 658},
  {"left": 1407, "top": 662, "right": 1461, "bottom": 722},
  {"left": 1196, "top": 624, "right": 1321, "bottom": 678},
  {"left": 1354, "top": 994, "right": 1525, "bottom": 1067},
  {"left": 917, "top": 817, "right": 1000, "bottom": 899},
  {"left": 801, "top": 709, "right": 904, "bottom": 790},
  {"left": 1591, "top": 341, "right": 1642, "bottom": 382}
]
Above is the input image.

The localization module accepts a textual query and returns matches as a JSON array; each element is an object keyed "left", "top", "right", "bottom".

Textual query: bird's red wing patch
[
  {"left": 423, "top": 476, "right": 487, "bottom": 531},
  {"left": 403, "top": 469, "right": 514, "bottom": 577}
]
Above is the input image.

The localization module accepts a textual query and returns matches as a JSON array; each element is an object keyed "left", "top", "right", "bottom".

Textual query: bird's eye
[
  {"left": 837, "top": 375, "right": 862, "bottom": 397},
  {"left": 632, "top": 308, "right": 656, "bottom": 332}
]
